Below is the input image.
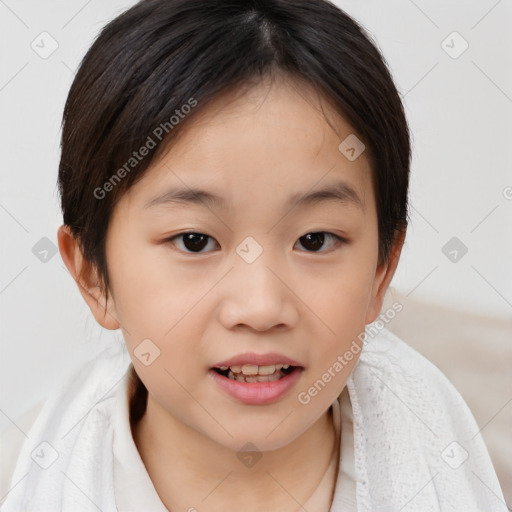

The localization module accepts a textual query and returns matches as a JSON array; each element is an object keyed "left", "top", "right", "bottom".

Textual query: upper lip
[{"left": 212, "top": 352, "right": 304, "bottom": 368}]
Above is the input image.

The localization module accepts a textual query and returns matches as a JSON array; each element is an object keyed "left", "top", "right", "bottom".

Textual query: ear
[
  {"left": 57, "top": 224, "right": 120, "bottom": 330},
  {"left": 365, "top": 229, "right": 406, "bottom": 324}
]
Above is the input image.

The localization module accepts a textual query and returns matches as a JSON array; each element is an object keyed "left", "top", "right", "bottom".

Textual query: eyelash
[{"left": 164, "top": 231, "right": 347, "bottom": 254}]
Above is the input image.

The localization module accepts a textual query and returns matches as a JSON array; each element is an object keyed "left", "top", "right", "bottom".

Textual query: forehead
[{"left": 115, "top": 75, "right": 373, "bottom": 218}]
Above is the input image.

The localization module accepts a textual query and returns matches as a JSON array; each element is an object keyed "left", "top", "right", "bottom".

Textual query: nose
[{"left": 217, "top": 251, "right": 299, "bottom": 333}]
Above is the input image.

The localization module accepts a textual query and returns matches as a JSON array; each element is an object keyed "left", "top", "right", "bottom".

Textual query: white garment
[{"left": 0, "top": 328, "right": 507, "bottom": 511}]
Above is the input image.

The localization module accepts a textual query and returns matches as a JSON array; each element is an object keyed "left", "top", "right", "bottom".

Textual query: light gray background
[{"left": 1, "top": 0, "right": 511, "bottom": 425}]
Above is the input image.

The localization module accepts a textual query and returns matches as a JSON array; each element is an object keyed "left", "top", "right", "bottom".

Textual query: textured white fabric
[{"left": 1, "top": 328, "right": 507, "bottom": 511}]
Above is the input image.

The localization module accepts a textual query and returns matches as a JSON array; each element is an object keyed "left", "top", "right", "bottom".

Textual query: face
[{"left": 75, "top": 76, "right": 396, "bottom": 452}]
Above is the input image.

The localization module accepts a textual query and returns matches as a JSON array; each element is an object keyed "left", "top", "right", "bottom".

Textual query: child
[{"left": 1, "top": 0, "right": 507, "bottom": 510}]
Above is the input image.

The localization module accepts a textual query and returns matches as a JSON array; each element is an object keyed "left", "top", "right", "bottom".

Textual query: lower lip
[{"left": 208, "top": 367, "right": 304, "bottom": 405}]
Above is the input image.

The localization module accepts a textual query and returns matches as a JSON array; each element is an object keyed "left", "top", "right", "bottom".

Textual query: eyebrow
[{"left": 143, "top": 180, "right": 364, "bottom": 212}]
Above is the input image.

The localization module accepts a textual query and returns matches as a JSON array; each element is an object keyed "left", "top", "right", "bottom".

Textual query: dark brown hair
[{"left": 58, "top": 0, "right": 411, "bottom": 327}]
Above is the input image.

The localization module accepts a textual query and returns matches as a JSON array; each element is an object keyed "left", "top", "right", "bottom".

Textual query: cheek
[
  {"left": 108, "top": 241, "right": 205, "bottom": 331},
  {"left": 301, "top": 257, "right": 376, "bottom": 330},
  {"left": 123, "top": 312, "right": 208, "bottom": 421},
  {"left": 108, "top": 245, "right": 211, "bottom": 352},
  {"left": 299, "top": 248, "right": 377, "bottom": 375},
  {"left": 307, "top": 282, "right": 368, "bottom": 375}
]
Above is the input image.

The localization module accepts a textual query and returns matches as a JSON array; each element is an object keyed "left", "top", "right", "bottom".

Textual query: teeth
[
  {"left": 216, "top": 363, "right": 295, "bottom": 378},
  {"left": 241, "top": 364, "right": 259, "bottom": 375},
  {"left": 227, "top": 370, "right": 284, "bottom": 383},
  {"left": 257, "top": 365, "right": 279, "bottom": 376},
  {"left": 223, "top": 363, "right": 290, "bottom": 376}
]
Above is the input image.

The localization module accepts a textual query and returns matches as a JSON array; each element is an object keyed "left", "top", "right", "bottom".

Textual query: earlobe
[
  {"left": 365, "top": 229, "right": 406, "bottom": 324},
  {"left": 57, "top": 225, "right": 120, "bottom": 331}
]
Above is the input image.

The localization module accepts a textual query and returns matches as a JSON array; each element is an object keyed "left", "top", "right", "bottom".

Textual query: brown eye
[
  {"left": 296, "top": 232, "right": 344, "bottom": 252},
  {"left": 167, "top": 232, "right": 219, "bottom": 253}
]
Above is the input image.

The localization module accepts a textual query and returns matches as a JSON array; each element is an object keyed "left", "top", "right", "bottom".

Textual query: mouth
[
  {"left": 211, "top": 363, "right": 298, "bottom": 383},
  {"left": 208, "top": 363, "right": 304, "bottom": 405}
]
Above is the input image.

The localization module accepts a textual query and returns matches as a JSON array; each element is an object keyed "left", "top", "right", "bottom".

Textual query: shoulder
[
  {"left": 0, "top": 401, "right": 46, "bottom": 501},
  {"left": 0, "top": 343, "right": 131, "bottom": 506},
  {"left": 357, "top": 326, "right": 465, "bottom": 409},
  {"left": 348, "top": 327, "right": 508, "bottom": 511},
  {"left": 354, "top": 326, "right": 482, "bottom": 436},
  {"left": 361, "top": 326, "right": 508, "bottom": 457}
]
